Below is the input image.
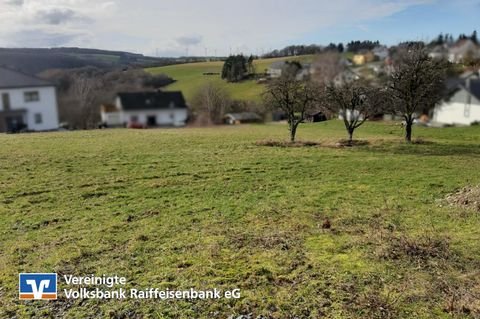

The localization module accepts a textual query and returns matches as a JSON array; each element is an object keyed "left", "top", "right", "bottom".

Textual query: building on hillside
[
  {"left": 352, "top": 54, "right": 366, "bottom": 66},
  {"left": 0, "top": 67, "right": 59, "bottom": 132},
  {"left": 448, "top": 39, "right": 480, "bottom": 63},
  {"left": 433, "top": 72, "right": 480, "bottom": 125},
  {"left": 372, "top": 46, "right": 389, "bottom": 60},
  {"left": 306, "top": 111, "right": 327, "bottom": 123},
  {"left": 267, "top": 61, "right": 286, "bottom": 78},
  {"left": 352, "top": 51, "right": 375, "bottom": 66},
  {"left": 266, "top": 61, "right": 310, "bottom": 80},
  {"left": 429, "top": 45, "right": 449, "bottom": 60},
  {"left": 333, "top": 68, "right": 361, "bottom": 86},
  {"left": 224, "top": 112, "right": 263, "bottom": 125},
  {"left": 101, "top": 91, "right": 188, "bottom": 128}
]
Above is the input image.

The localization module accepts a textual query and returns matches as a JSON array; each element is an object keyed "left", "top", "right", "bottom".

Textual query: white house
[
  {"left": 372, "top": 45, "right": 389, "bottom": 60},
  {"left": 267, "top": 61, "right": 310, "bottom": 80},
  {"left": 267, "top": 61, "right": 286, "bottom": 78},
  {"left": 333, "top": 68, "right": 361, "bottom": 86},
  {"left": 101, "top": 91, "right": 188, "bottom": 127},
  {"left": 433, "top": 74, "right": 480, "bottom": 125},
  {"left": 448, "top": 39, "right": 480, "bottom": 63},
  {"left": 0, "top": 67, "right": 59, "bottom": 132}
]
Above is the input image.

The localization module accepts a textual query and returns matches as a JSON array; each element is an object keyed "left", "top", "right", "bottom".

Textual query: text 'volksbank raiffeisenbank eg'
[{"left": 19, "top": 273, "right": 241, "bottom": 300}]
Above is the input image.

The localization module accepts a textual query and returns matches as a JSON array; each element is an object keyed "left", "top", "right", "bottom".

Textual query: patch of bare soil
[
  {"left": 255, "top": 140, "right": 321, "bottom": 147},
  {"left": 334, "top": 139, "right": 370, "bottom": 147},
  {"left": 445, "top": 186, "right": 480, "bottom": 212}
]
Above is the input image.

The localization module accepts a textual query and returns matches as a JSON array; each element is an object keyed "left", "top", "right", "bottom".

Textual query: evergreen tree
[
  {"left": 472, "top": 30, "right": 478, "bottom": 44},
  {"left": 221, "top": 55, "right": 248, "bottom": 82}
]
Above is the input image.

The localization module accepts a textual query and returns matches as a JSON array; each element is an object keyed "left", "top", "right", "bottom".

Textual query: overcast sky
[{"left": 0, "top": 0, "right": 478, "bottom": 57}]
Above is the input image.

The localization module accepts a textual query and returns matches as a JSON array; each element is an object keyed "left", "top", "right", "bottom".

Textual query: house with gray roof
[
  {"left": 448, "top": 39, "right": 480, "bottom": 63},
  {"left": 433, "top": 72, "right": 480, "bottom": 125},
  {"left": 0, "top": 67, "right": 59, "bottom": 132},
  {"left": 101, "top": 91, "right": 188, "bottom": 127}
]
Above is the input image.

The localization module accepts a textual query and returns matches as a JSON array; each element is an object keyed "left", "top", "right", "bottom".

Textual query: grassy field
[
  {"left": 1, "top": 121, "right": 480, "bottom": 318},
  {"left": 146, "top": 56, "right": 314, "bottom": 103}
]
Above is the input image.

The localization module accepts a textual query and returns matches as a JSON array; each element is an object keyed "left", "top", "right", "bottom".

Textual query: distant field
[
  {"left": 1, "top": 121, "right": 480, "bottom": 317},
  {"left": 146, "top": 55, "right": 315, "bottom": 103}
]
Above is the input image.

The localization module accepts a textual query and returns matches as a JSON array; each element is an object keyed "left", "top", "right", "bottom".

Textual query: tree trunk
[
  {"left": 405, "top": 117, "right": 413, "bottom": 143},
  {"left": 348, "top": 127, "right": 354, "bottom": 146},
  {"left": 290, "top": 124, "right": 297, "bottom": 143}
]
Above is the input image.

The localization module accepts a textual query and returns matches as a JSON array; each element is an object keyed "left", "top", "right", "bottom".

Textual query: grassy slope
[
  {"left": 1, "top": 122, "right": 480, "bottom": 318},
  {"left": 146, "top": 56, "right": 314, "bottom": 103}
]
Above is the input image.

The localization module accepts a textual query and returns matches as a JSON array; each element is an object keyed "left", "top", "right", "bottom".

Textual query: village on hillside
[
  {"left": 2, "top": 1, "right": 480, "bottom": 317},
  {"left": 0, "top": 33, "right": 480, "bottom": 134}
]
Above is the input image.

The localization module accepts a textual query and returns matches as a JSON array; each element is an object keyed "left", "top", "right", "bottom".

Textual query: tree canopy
[{"left": 221, "top": 55, "right": 251, "bottom": 82}]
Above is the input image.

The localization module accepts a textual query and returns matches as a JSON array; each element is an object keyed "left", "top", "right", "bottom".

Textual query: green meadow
[
  {"left": 146, "top": 56, "right": 314, "bottom": 103},
  {"left": 1, "top": 121, "right": 480, "bottom": 318}
]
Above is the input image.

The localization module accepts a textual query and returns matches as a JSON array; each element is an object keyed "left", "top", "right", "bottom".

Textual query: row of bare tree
[{"left": 263, "top": 44, "right": 450, "bottom": 143}]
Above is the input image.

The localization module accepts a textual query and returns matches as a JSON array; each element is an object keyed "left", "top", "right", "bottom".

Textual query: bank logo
[{"left": 19, "top": 273, "right": 57, "bottom": 300}]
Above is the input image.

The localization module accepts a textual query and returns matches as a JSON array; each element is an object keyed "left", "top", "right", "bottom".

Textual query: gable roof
[
  {"left": 449, "top": 39, "right": 479, "bottom": 55},
  {"left": 117, "top": 91, "right": 187, "bottom": 111},
  {"left": 445, "top": 76, "right": 480, "bottom": 103},
  {"left": 0, "top": 67, "right": 53, "bottom": 89},
  {"left": 466, "top": 80, "right": 480, "bottom": 100}
]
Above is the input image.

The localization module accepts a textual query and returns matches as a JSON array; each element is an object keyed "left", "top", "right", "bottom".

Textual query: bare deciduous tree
[
  {"left": 311, "top": 52, "right": 344, "bottom": 85},
  {"left": 191, "top": 82, "right": 231, "bottom": 125},
  {"left": 323, "top": 82, "right": 386, "bottom": 144},
  {"left": 387, "top": 44, "right": 449, "bottom": 142},
  {"left": 69, "top": 74, "right": 102, "bottom": 129},
  {"left": 264, "top": 71, "right": 318, "bottom": 142}
]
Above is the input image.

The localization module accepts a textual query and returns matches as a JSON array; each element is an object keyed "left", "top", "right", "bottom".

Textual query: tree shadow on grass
[
  {"left": 255, "top": 140, "right": 322, "bottom": 147},
  {"left": 364, "top": 140, "right": 480, "bottom": 157}
]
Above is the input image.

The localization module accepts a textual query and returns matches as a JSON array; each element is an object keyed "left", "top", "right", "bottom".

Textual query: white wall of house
[
  {"left": 267, "top": 68, "right": 282, "bottom": 78},
  {"left": 433, "top": 87, "right": 480, "bottom": 125},
  {"left": 0, "top": 86, "right": 59, "bottom": 131},
  {"left": 121, "top": 109, "right": 188, "bottom": 127},
  {"left": 433, "top": 101, "right": 480, "bottom": 125},
  {"left": 101, "top": 112, "right": 123, "bottom": 126}
]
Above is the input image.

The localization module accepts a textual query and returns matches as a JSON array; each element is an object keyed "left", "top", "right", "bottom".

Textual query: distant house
[
  {"left": 306, "top": 111, "right": 327, "bottom": 123},
  {"left": 224, "top": 112, "right": 263, "bottom": 125},
  {"left": 0, "top": 67, "right": 59, "bottom": 132},
  {"left": 448, "top": 39, "right": 480, "bottom": 63},
  {"left": 433, "top": 73, "right": 480, "bottom": 125},
  {"left": 101, "top": 91, "right": 188, "bottom": 127},
  {"left": 429, "top": 45, "right": 448, "bottom": 60},
  {"left": 267, "top": 61, "right": 310, "bottom": 80},
  {"left": 352, "top": 51, "right": 375, "bottom": 66},
  {"left": 352, "top": 54, "right": 366, "bottom": 66},
  {"left": 333, "top": 68, "right": 361, "bottom": 86},
  {"left": 267, "top": 61, "right": 287, "bottom": 78},
  {"left": 372, "top": 46, "right": 389, "bottom": 60}
]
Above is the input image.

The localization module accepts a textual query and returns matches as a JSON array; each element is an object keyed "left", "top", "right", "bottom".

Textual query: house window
[
  {"left": 24, "top": 91, "right": 40, "bottom": 102},
  {"left": 34, "top": 113, "right": 43, "bottom": 124},
  {"left": 170, "top": 113, "right": 175, "bottom": 120},
  {"left": 2, "top": 93, "right": 10, "bottom": 110},
  {"left": 130, "top": 115, "right": 139, "bottom": 122}
]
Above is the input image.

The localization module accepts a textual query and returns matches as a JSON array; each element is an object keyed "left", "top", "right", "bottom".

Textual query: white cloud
[{"left": 0, "top": 0, "right": 434, "bottom": 55}]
